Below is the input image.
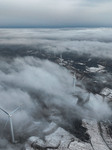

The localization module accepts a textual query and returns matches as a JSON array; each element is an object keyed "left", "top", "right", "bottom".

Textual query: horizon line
[{"left": 0, "top": 25, "right": 112, "bottom": 29}]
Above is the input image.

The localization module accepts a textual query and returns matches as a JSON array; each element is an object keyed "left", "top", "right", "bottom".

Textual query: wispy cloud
[{"left": 0, "top": 56, "right": 111, "bottom": 149}]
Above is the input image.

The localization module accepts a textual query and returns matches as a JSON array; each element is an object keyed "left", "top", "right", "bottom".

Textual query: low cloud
[
  {"left": 0, "top": 28, "right": 112, "bottom": 58},
  {"left": 0, "top": 56, "right": 111, "bottom": 149}
]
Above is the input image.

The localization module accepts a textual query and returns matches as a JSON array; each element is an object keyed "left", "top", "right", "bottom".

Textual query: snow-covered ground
[
  {"left": 24, "top": 120, "right": 112, "bottom": 150},
  {"left": 86, "top": 65, "right": 105, "bottom": 73}
]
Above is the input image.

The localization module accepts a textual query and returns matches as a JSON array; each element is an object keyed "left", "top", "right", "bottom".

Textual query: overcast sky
[{"left": 0, "top": 0, "right": 112, "bottom": 27}]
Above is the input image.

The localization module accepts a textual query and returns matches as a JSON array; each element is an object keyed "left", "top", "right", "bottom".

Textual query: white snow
[
  {"left": 82, "top": 119, "right": 109, "bottom": 150},
  {"left": 86, "top": 65, "right": 105, "bottom": 73}
]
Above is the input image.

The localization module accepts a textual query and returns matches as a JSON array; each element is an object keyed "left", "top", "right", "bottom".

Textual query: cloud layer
[
  {"left": 0, "top": 0, "right": 112, "bottom": 27},
  {"left": 0, "top": 28, "right": 112, "bottom": 58},
  {"left": 0, "top": 28, "right": 112, "bottom": 149},
  {"left": 0, "top": 56, "right": 111, "bottom": 149}
]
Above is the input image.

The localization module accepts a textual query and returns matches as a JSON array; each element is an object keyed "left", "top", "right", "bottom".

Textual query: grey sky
[{"left": 0, "top": 0, "right": 112, "bottom": 27}]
